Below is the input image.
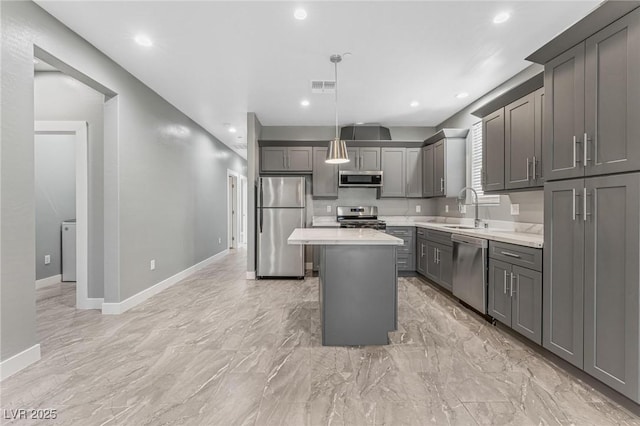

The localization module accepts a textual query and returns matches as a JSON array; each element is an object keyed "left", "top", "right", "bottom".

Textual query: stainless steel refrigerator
[{"left": 257, "top": 176, "right": 305, "bottom": 278}]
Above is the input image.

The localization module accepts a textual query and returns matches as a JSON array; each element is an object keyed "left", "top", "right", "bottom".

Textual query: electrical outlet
[
  {"left": 510, "top": 204, "right": 520, "bottom": 215},
  {"left": 150, "top": 259, "right": 156, "bottom": 271},
  {"left": 44, "top": 255, "right": 51, "bottom": 265},
  {"left": 460, "top": 204, "right": 467, "bottom": 214},
  {"left": 326, "top": 205, "right": 331, "bottom": 213},
  {"left": 445, "top": 205, "right": 449, "bottom": 213},
  {"left": 415, "top": 205, "right": 421, "bottom": 213},
  {"left": 218, "top": 237, "right": 222, "bottom": 244}
]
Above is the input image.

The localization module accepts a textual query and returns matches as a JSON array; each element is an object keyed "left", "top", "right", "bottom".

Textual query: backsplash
[
  {"left": 433, "top": 191, "right": 544, "bottom": 224},
  {"left": 311, "top": 187, "right": 436, "bottom": 217}
]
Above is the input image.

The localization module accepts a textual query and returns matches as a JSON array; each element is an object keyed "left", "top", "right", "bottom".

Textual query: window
[{"left": 470, "top": 121, "right": 500, "bottom": 204}]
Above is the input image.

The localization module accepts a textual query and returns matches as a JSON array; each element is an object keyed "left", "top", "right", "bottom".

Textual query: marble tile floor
[{"left": 2, "top": 248, "right": 640, "bottom": 425}]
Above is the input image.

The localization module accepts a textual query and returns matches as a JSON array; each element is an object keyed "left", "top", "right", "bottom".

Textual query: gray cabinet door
[
  {"left": 261, "top": 147, "right": 288, "bottom": 172},
  {"left": 312, "top": 147, "right": 338, "bottom": 198},
  {"left": 406, "top": 148, "right": 423, "bottom": 198},
  {"left": 505, "top": 93, "right": 536, "bottom": 190},
  {"left": 489, "top": 259, "right": 512, "bottom": 327},
  {"left": 433, "top": 140, "right": 446, "bottom": 197},
  {"left": 287, "top": 147, "right": 313, "bottom": 172},
  {"left": 416, "top": 237, "right": 427, "bottom": 276},
  {"left": 380, "top": 147, "right": 406, "bottom": 198},
  {"left": 544, "top": 179, "right": 585, "bottom": 368},
  {"left": 422, "top": 145, "right": 435, "bottom": 197},
  {"left": 360, "top": 147, "right": 381, "bottom": 171},
  {"left": 544, "top": 43, "right": 586, "bottom": 181},
  {"left": 585, "top": 9, "right": 640, "bottom": 178},
  {"left": 339, "top": 148, "right": 359, "bottom": 171},
  {"left": 511, "top": 265, "right": 542, "bottom": 345},
  {"left": 482, "top": 108, "right": 505, "bottom": 192},
  {"left": 584, "top": 173, "right": 640, "bottom": 401},
  {"left": 534, "top": 87, "right": 545, "bottom": 185},
  {"left": 425, "top": 240, "right": 440, "bottom": 283},
  {"left": 438, "top": 245, "right": 453, "bottom": 292}
]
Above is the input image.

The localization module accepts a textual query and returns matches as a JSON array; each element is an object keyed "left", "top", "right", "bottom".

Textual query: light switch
[
  {"left": 326, "top": 205, "right": 331, "bottom": 213},
  {"left": 445, "top": 205, "right": 449, "bottom": 213},
  {"left": 510, "top": 204, "right": 520, "bottom": 215},
  {"left": 150, "top": 259, "right": 156, "bottom": 270},
  {"left": 415, "top": 205, "right": 421, "bottom": 213},
  {"left": 44, "top": 255, "right": 51, "bottom": 265}
]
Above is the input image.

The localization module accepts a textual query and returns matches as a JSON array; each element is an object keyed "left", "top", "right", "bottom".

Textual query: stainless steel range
[{"left": 337, "top": 206, "right": 386, "bottom": 230}]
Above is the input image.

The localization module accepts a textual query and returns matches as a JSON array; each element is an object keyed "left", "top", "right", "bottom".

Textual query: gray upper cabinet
[
  {"left": 339, "top": 147, "right": 381, "bottom": 172},
  {"left": 544, "top": 179, "right": 585, "bottom": 368},
  {"left": 505, "top": 92, "right": 542, "bottom": 190},
  {"left": 312, "top": 147, "right": 338, "bottom": 198},
  {"left": 422, "top": 138, "right": 466, "bottom": 198},
  {"left": 545, "top": 7, "right": 640, "bottom": 181},
  {"left": 406, "top": 148, "right": 423, "bottom": 198},
  {"left": 380, "top": 147, "right": 406, "bottom": 198},
  {"left": 584, "top": 9, "right": 640, "bottom": 177},
  {"left": 534, "top": 87, "right": 545, "bottom": 184},
  {"left": 544, "top": 43, "right": 586, "bottom": 181},
  {"left": 583, "top": 172, "right": 640, "bottom": 401},
  {"left": 261, "top": 146, "right": 313, "bottom": 173},
  {"left": 482, "top": 108, "right": 505, "bottom": 191},
  {"left": 422, "top": 145, "right": 435, "bottom": 198}
]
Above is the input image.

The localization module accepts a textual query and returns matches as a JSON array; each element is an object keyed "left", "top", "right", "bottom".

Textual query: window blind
[{"left": 470, "top": 121, "right": 500, "bottom": 204}]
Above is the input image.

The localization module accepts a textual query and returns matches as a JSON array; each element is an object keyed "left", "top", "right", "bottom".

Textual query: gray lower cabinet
[
  {"left": 261, "top": 146, "right": 313, "bottom": 173},
  {"left": 418, "top": 229, "right": 453, "bottom": 292},
  {"left": 421, "top": 138, "right": 466, "bottom": 198},
  {"left": 312, "top": 147, "right": 338, "bottom": 198},
  {"left": 488, "top": 252, "right": 542, "bottom": 345},
  {"left": 386, "top": 227, "right": 415, "bottom": 272},
  {"left": 544, "top": 8, "right": 640, "bottom": 181},
  {"left": 406, "top": 148, "right": 423, "bottom": 198},
  {"left": 545, "top": 173, "right": 640, "bottom": 402},
  {"left": 339, "top": 147, "right": 381, "bottom": 171},
  {"left": 482, "top": 108, "right": 505, "bottom": 191},
  {"left": 380, "top": 148, "right": 406, "bottom": 198}
]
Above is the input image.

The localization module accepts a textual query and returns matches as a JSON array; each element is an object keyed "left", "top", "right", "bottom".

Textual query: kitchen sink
[{"left": 442, "top": 225, "right": 477, "bottom": 230}]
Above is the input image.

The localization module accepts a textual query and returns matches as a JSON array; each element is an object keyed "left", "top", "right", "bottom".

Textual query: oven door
[{"left": 339, "top": 171, "right": 383, "bottom": 187}]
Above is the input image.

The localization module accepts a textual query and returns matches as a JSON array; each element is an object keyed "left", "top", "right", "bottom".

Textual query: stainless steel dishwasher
[{"left": 452, "top": 234, "right": 488, "bottom": 314}]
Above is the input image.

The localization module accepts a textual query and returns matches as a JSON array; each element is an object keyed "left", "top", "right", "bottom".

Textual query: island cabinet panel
[
  {"left": 585, "top": 9, "right": 640, "bottom": 177},
  {"left": 482, "top": 108, "right": 505, "bottom": 191},
  {"left": 380, "top": 148, "right": 407, "bottom": 198},
  {"left": 261, "top": 146, "right": 313, "bottom": 173},
  {"left": 406, "top": 148, "right": 423, "bottom": 198},
  {"left": 422, "top": 145, "right": 435, "bottom": 198},
  {"left": 312, "top": 147, "right": 338, "bottom": 198}
]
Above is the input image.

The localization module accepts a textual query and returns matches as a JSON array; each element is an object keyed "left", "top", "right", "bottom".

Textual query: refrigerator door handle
[{"left": 259, "top": 179, "right": 264, "bottom": 233}]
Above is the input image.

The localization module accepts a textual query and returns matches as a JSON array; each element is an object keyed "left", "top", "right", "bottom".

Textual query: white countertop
[
  {"left": 411, "top": 222, "right": 543, "bottom": 249},
  {"left": 288, "top": 228, "right": 404, "bottom": 246}
]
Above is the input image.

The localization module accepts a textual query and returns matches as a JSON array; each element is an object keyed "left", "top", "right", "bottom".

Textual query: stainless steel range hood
[{"left": 340, "top": 125, "right": 392, "bottom": 141}]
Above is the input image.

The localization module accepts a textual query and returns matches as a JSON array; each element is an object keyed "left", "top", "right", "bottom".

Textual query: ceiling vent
[{"left": 311, "top": 80, "right": 336, "bottom": 94}]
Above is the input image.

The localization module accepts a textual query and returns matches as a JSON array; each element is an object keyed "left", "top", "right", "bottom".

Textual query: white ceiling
[{"left": 36, "top": 1, "right": 600, "bottom": 158}]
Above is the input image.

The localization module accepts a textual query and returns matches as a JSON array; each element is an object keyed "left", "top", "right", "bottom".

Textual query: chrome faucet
[{"left": 457, "top": 186, "right": 480, "bottom": 228}]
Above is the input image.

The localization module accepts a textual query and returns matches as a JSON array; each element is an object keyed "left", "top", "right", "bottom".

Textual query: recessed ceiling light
[
  {"left": 456, "top": 92, "right": 469, "bottom": 99},
  {"left": 410, "top": 101, "right": 419, "bottom": 108},
  {"left": 294, "top": 8, "right": 307, "bottom": 20},
  {"left": 228, "top": 127, "right": 237, "bottom": 133},
  {"left": 134, "top": 34, "right": 153, "bottom": 47},
  {"left": 300, "top": 99, "right": 310, "bottom": 107},
  {"left": 493, "top": 12, "right": 510, "bottom": 24}
]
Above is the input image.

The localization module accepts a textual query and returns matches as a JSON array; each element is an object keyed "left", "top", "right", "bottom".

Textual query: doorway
[{"left": 227, "top": 169, "right": 247, "bottom": 249}]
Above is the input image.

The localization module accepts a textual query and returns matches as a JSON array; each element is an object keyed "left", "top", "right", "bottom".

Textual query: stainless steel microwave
[{"left": 339, "top": 171, "right": 384, "bottom": 188}]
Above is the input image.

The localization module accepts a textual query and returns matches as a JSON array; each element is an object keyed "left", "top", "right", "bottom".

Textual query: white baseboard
[
  {"left": 305, "top": 262, "right": 313, "bottom": 270},
  {"left": 246, "top": 271, "right": 256, "bottom": 280},
  {"left": 102, "top": 250, "right": 229, "bottom": 315},
  {"left": 0, "top": 344, "right": 41, "bottom": 381},
  {"left": 77, "top": 298, "right": 104, "bottom": 310},
  {"left": 35, "top": 274, "right": 62, "bottom": 289}
]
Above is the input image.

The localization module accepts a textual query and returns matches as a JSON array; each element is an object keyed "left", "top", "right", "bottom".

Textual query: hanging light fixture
[{"left": 325, "top": 54, "right": 350, "bottom": 164}]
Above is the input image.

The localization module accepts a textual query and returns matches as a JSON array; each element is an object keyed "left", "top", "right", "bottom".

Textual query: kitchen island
[{"left": 288, "top": 228, "right": 403, "bottom": 346}]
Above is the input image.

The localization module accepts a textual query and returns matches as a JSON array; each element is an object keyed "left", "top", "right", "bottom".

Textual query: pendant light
[{"left": 325, "top": 54, "right": 350, "bottom": 164}]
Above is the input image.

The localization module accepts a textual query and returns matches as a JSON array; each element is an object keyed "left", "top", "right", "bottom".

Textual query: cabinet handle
[
  {"left": 433, "top": 248, "right": 437, "bottom": 263},
  {"left": 503, "top": 270, "right": 508, "bottom": 294},
  {"left": 572, "top": 188, "right": 577, "bottom": 221},
  {"left": 510, "top": 273, "right": 517, "bottom": 297},
  {"left": 436, "top": 248, "right": 440, "bottom": 264},
  {"left": 361, "top": 156, "right": 364, "bottom": 169},
  {"left": 584, "top": 133, "right": 590, "bottom": 165},
  {"left": 500, "top": 251, "right": 521, "bottom": 258},
  {"left": 584, "top": 188, "right": 592, "bottom": 221},
  {"left": 421, "top": 243, "right": 424, "bottom": 257},
  {"left": 573, "top": 135, "right": 581, "bottom": 166},
  {"left": 526, "top": 157, "right": 531, "bottom": 181},
  {"left": 532, "top": 156, "right": 537, "bottom": 180}
]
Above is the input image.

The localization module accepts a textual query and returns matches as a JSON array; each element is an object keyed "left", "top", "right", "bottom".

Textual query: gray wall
[
  {"left": 34, "top": 133, "right": 75, "bottom": 280},
  {"left": 432, "top": 64, "right": 545, "bottom": 224},
  {"left": 1, "top": 1, "right": 246, "bottom": 362},
  {"left": 34, "top": 72, "right": 104, "bottom": 297}
]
